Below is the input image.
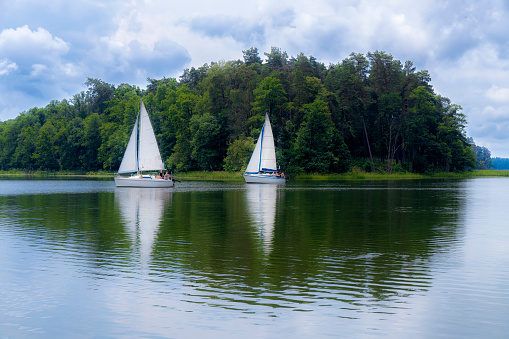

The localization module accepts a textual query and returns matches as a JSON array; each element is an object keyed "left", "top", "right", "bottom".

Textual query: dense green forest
[{"left": 0, "top": 47, "right": 478, "bottom": 174}]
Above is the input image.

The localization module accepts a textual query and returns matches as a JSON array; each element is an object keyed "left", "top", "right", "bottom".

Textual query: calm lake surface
[{"left": 1, "top": 177, "right": 508, "bottom": 338}]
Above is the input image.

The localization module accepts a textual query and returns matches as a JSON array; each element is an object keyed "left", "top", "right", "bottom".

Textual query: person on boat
[
  {"left": 157, "top": 171, "right": 163, "bottom": 179},
  {"left": 164, "top": 171, "right": 170, "bottom": 180}
]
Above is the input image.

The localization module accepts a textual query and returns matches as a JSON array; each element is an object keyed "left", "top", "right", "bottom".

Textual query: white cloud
[
  {"left": 85, "top": 34, "right": 190, "bottom": 85},
  {"left": 486, "top": 85, "right": 509, "bottom": 103},
  {"left": 0, "top": 25, "right": 78, "bottom": 85},
  {"left": 0, "top": 25, "right": 84, "bottom": 121},
  {"left": 481, "top": 105, "right": 509, "bottom": 125},
  {"left": 30, "top": 64, "right": 48, "bottom": 77},
  {"left": 0, "top": 58, "right": 17, "bottom": 76},
  {"left": 0, "top": 25, "right": 69, "bottom": 60}
]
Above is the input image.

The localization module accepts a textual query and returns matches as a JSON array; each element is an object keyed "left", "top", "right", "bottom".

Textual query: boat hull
[
  {"left": 243, "top": 173, "right": 286, "bottom": 184},
  {"left": 115, "top": 175, "right": 174, "bottom": 188}
]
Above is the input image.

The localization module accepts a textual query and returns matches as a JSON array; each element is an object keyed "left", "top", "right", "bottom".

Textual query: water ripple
[{"left": 1, "top": 178, "right": 509, "bottom": 338}]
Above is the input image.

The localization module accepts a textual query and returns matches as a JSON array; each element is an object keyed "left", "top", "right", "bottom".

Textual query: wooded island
[{"left": 0, "top": 47, "right": 486, "bottom": 175}]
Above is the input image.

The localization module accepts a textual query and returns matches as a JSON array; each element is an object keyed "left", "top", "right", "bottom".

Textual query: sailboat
[
  {"left": 243, "top": 113, "right": 285, "bottom": 184},
  {"left": 114, "top": 101, "right": 174, "bottom": 188}
]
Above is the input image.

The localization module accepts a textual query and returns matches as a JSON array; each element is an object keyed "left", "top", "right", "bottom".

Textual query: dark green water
[{"left": 1, "top": 178, "right": 508, "bottom": 338}]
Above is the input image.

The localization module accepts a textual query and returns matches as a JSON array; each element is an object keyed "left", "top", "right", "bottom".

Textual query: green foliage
[
  {"left": 471, "top": 139, "right": 494, "bottom": 169},
  {"left": 33, "top": 122, "right": 59, "bottom": 170},
  {"left": 294, "top": 100, "right": 335, "bottom": 173},
  {"left": 85, "top": 78, "right": 115, "bottom": 114},
  {"left": 223, "top": 136, "right": 255, "bottom": 172},
  {"left": 83, "top": 113, "right": 102, "bottom": 170},
  {"left": 190, "top": 113, "right": 223, "bottom": 170},
  {"left": 98, "top": 122, "right": 125, "bottom": 170},
  {"left": 0, "top": 48, "right": 479, "bottom": 174},
  {"left": 243, "top": 47, "right": 262, "bottom": 66},
  {"left": 252, "top": 76, "right": 287, "bottom": 116},
  {"left": 264, "top": 47, "right": 288, "bottom": 72}
]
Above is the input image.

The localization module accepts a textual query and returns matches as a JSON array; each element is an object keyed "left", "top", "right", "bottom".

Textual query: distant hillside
[{"left": 492, "top": 157, "right": 509, "bottom": 170}]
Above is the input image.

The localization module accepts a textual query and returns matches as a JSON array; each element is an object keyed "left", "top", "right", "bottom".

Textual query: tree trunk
[{"left": 361, "top": 115, "right": 373, "bottom": 164}]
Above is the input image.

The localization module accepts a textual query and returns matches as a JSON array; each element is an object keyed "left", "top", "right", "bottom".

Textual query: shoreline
[{"left": 1, "top": 170, "right": 509, "bottom": 180}]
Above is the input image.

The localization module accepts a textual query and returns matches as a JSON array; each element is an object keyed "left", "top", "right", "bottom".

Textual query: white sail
[
  {"left": 138, "top": 101, "right": 165, "bottom": 172},
  {"left": 118, "top": 116, "right": 139, "bottom": 174},
  {"left": 260, "top": 113, "right": 277, "bottom": 172},
  {"left": 245, "top": 125, "right": 264, "bottom": 173},
  {"left": 245, "top": 113, "right": 277, "bottom": 173}
]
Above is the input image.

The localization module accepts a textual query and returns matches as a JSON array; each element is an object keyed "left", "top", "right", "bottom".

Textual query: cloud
[
  {"left": 0, "top": 25, "right": 76, "bottom": 88},
  {"left": 86, "top": 36, "right": 191, "bottom": 85},
  {"left": 188, "top": 15, "right": 265, "bottom": 47},
  {"left": 469, "top": 116, "right": 509, "bottom": 159},
  {"left": 486, "top": 85, "right": 509, "bottom": 103},
  {"left": 0, "top": 25, "right": 69, "bottom": 65},
  {"left": 0, "top": 59, "right": 17, "bottom": 76},
  {"left": 483, "top": 105, "right": 509, "bottom": 126},
  {"left": 0, "top": 17, "right": 190, "bottom": 120},
  {"left": 0, "top": 25, "right": 81, "bottom": 120},
  {"left": 30, "top": 64, "right": 48, "bottom": 77}
]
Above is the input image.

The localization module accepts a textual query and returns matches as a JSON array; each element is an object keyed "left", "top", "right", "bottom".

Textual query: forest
[
  {"left": 0, "top": 47, "right": 479, "bottom": 175},
  {"left": 491, "top": 157, "right": 509, "bottom": 170}
]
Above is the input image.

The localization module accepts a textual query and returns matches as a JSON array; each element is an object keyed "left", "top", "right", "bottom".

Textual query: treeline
[
  {"left": 469, "top": 139, "right": 494, "bottom": 170},
  {"left": 491, "top": 157, "right": 509, "bottom": 170},
  {"left": 0, "top": 47, "right": 477, "bottom": 174}
]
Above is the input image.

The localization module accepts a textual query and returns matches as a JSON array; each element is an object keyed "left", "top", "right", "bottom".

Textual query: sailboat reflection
[
  {"left": 114, "top": 188, "right": 171, "bottom": 265},
  {"left": 245, "top": 184, "right": 278, "bottom": 254}
]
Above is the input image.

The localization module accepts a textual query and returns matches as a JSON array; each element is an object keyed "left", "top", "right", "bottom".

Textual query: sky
[{"left": 1, "top": 0, "right": 508, "bottom": 157}]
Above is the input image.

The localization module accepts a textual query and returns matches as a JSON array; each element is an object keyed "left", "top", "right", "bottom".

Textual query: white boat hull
[
  {"left": 115, "top": 175, "right": 174, "bottom": 188},
  {"left": 243, "top": 173, "right": 286, "bottom": 184}
]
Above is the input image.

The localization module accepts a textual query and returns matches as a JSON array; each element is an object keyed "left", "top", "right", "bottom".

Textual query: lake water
[{"left": 1, "top": 177, "right": 508, "bottom": 338}]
